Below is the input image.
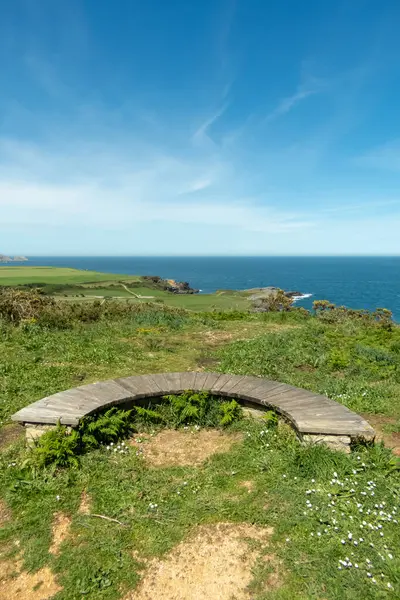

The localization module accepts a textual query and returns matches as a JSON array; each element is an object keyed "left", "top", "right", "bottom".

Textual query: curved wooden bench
[{"left": 11, "top": 372, "right": 375, "bottom": 451}]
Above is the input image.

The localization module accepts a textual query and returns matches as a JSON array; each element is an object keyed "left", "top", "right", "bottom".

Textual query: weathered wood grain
[{"left": 11, "top": 371, "right": 375, "bottom": 444}]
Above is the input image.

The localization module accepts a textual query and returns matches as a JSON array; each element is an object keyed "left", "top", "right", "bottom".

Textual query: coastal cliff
[{"left": 0, "top": 255, "right": 28, "bottom": 263}]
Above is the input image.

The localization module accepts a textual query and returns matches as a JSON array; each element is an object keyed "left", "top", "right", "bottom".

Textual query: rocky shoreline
[
  {"left": 245, "top": 286, "right": 303, "bottom": 300},
  {"left": 141, "top": 275, "right": 199, "bottom": 294}
]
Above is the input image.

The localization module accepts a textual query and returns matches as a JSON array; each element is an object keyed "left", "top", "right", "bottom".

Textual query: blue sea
[{"left": 16, "top": 256, "right": 400, "bottom": 319}]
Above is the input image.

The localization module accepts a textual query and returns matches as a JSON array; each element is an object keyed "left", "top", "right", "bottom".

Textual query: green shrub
[
  {"left": 326, "top": 349, "right": 351, "bottom": 370},
  {"left": 0, "top": 288, "right": 190, "bottom": 329}
]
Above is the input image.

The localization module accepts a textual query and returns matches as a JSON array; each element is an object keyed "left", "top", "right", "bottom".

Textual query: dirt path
[{"left": 121, "top": 284, "right": 154, "bottom": 299}]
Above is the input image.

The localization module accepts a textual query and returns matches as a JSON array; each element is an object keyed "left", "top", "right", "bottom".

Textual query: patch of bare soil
[
  {"left": 78, "top": 491, "right": 92, "bottom": 515},
  {"left": 0, "top": 558, "right": 61, "bottom": 600},
  {"left": 0, "top": 423, "right": 25, "bottom": 451},
  {"left": 202, "top": 330, "right": 234, "bottom": 346},
  {"left": 361, "top": 414, "right": 400, "bottom": 455},
  {"left": 49, "top": 512, "right": 72, "bottom": 555},
  {"left": 125, "top": 522, "right": 276, "bottom": 600},
  {"left": 130, "top": 429, "right": 243, "bottom": 467},
  {"left": 0, "top": 499, "right": 11, "bottom": 527},
  {"left": 239, "top": 480, "right": 255, "bottom": 493}
]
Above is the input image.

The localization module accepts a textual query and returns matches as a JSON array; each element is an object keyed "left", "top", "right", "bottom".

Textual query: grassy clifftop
[
  {"left": 0, "top": 266, "right": 250, "bottom": 311},
  {"left": 1, "top": 299, "right": 400, "bottom": 598}
]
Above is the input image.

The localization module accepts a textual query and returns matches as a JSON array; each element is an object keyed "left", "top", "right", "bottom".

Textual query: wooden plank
[
  {"left": 192, "top": 372, "right": 210, "bottom": 390},
  {"left": 295, "top": 417, "right": 375, "bottom": 437},
  {"left": 10, "top": 372, "right": 376, "bottom": 443},
  {"left": 217, "top": 375, "right": 249, "bottom": 397},
  {"left": 115, "top": 375, "right": 159, "bottom": 398},
  {"left": 201, "top": 372, "right": 224, "bottom": 391},
  {"left": 158, "top": 372, "right": 184, "bottom": 394},
  {"left": 148, "top": 373, "right": 173, "bottom": 395},
  {"left": 209, "top": 373, "right": 235, "bottom": 394},
  {"left": 179, "top": 372, "right": 198, "bottom": 390}
]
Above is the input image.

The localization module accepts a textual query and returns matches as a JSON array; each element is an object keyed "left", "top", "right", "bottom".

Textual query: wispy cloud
[
  {"left": 264, "top": 78, "right": 324, "bottom": 123},
  {"left": 192, "top": 104, "right": 229, "bottom": 147},
  {"left": 0, "top": 136, "right": 314, "bottom": 237}
]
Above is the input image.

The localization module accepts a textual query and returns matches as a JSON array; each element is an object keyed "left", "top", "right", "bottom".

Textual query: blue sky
[{"left": 1, "top": 0, "right": 400, "bottom": 255}]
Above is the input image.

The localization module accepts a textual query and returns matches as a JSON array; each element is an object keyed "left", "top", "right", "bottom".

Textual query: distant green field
[
  {"left": 0, "top": 266, "right": 140, "bottom": 286},
  {"left": 0, "top": 266, "right": 250, "bottom": 311}
]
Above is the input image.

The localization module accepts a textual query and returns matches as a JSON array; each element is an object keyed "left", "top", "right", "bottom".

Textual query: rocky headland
[{"left": 0, "top": 255, "right": 28, "bottom": 263}]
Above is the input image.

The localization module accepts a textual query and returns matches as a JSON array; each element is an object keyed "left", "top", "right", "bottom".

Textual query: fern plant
[
  {"left": 263, "top": 410, "right": 279, "bottom": 428},
  {"left": 134, "top": 405, "right": 165, "bottom": 425},
  {"left": 219, "top": 400, "right": 243, "bottom": 426},
  {"left": 25, "top": 422, "right": 81, "bottom": 469},
  {"left": 79, "top": 407, "right": 134, "bottom": 448},
  {"left": 164, "top": 390, "right": 211, "bottom": 426}
]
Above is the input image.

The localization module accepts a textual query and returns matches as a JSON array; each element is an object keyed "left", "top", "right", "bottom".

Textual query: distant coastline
[
  {"left": 0, "top": 254, "right": 28, "bottom": 263},
  {"left": 1, "top": 256, "right": 399, "bottom": 318}
]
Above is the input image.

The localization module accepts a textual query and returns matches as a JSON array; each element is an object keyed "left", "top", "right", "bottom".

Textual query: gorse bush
[
  {"left": 313, "top": 299, "right": 394, "bottom": 329},
  {"left": 0, "top": 288, "right": 189, "bottom": 329}
]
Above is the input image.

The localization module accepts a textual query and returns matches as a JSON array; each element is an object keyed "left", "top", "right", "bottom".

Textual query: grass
[
  {"left": 217, "top": 315, "right": 400, "bottom": 419},
  {"left": 1, "top": 419, "right": 399, "bottom": 599},
  {"left": 1, "top": 306, "right": 400, "bottom": 598},
  {"left": 0, "top": 266, "right": 141, "bottom": 286}
]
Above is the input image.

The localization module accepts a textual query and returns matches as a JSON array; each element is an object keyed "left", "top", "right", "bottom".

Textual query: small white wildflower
[{"left": 56, "top": 495, "right": 61, "bottom": 501}]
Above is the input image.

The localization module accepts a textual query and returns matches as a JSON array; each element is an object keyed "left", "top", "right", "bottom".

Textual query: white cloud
[{"left": 0, "top": 137, "right": 314, "bottom": 238}]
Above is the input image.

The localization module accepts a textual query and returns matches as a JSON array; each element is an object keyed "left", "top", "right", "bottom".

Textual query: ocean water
[{"left": 19, "top": 256, "right": 400, "bottom": 319}]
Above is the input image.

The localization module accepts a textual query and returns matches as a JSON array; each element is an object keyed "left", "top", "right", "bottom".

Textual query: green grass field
[
  {"left": 0, "top": 266, "right": 141, "bottom": 286},
  {"left": 0, "top": 266, "right": 250, "bottom": 311}
]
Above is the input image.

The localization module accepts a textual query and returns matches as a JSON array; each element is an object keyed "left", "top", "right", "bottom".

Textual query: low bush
[{"left": 0, "top": 288, "right": 189, "bottom": 329}]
